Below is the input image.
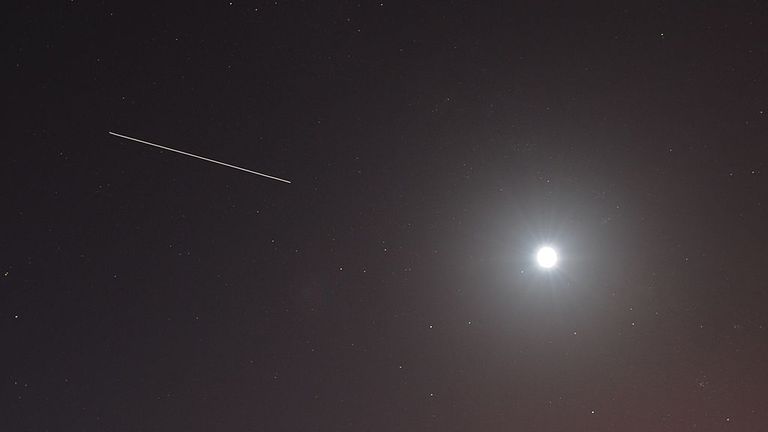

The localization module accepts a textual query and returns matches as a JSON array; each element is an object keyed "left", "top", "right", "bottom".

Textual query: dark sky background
[{"left": 3, "top": 1, "right": 768, "bottom": 430}]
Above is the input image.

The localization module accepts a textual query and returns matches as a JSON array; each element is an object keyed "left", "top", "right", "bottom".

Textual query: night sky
[{"left": 4, "top": 2, "right": 768, "bottom": 430}]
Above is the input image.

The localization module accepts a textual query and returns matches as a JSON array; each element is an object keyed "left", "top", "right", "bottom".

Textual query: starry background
[{"left": 3, "top": 1, "right": 768, "bottom": 430}]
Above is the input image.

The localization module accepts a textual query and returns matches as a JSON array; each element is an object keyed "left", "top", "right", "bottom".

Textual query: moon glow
[{"left": 536, "top": 246, "right": 558, "bottom": 269}]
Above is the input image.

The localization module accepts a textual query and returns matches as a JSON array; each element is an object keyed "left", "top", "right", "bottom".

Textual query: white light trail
[{"left": 108, "top": 131, "right": 291, "bottom": 184}]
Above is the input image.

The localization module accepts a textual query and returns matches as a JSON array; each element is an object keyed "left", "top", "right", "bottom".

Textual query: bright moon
[{"left": 536, "top": 246, "right": 558, "bottom": 269}]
